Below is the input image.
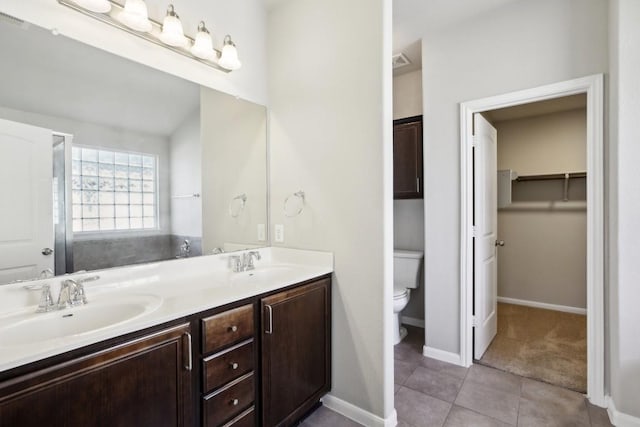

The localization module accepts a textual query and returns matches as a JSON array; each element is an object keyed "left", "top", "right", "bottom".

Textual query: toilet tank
[{"left": 393, "top": 249, "right": 424, "bottom": 289}]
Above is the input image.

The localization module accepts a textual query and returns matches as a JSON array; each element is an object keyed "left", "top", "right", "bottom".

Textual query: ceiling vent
[
  {"left": 0, "top": 12, "right": 29, "bottom": 30},
  {"left": 392, "top": 53, "right": 411, "bottom": 69}
]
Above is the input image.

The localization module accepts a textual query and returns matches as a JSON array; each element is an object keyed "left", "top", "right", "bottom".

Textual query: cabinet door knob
[
  {"left": 230, "top": 398, "right": 239, "bottom": 406},
  {"left": 229, "top": 325, "right": 238, "bottom": 332},
  {"left": 230, "top": 362, "right": 239, "bottom": 370}
]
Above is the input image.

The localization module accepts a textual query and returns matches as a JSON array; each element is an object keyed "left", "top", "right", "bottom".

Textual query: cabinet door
[
  {"left": 261, "top": 278, "right": 331, "bottom": 427},
  {"left": 0, "top": 323, "right": 193, "bottom": 427},
  {"left": 393, "top": 117, "right": 423, "bottom": 199}
]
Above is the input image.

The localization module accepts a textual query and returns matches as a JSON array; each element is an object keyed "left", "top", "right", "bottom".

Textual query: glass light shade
[
  {"left": 120, "top": 0, "right": 152, "bottom": 33},
  {"left": 75, "top": 0, "right": 111, "bottom": 13},
  {"left": 190, "top": 22, "right": 216, "bottom": 60},
  {"left": 159, "top": 5, "right": 188, "bottom": 47},
  {"left": 218, "top": 35, "right": 242, "bottom": 70}
]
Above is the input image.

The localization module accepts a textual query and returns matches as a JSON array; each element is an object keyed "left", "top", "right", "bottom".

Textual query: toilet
[{"left": 393, "top": 249, "right": 424, "bottom": 345}]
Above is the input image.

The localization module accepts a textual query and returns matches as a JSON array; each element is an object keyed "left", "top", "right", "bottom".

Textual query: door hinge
[
  {"left": 472, "top": 316, "right": 477, "bottom": 327},
  {"left": 471, "top": 226, "right": 476, "bottom": 238},
  {"left": 471, "top": 135, "right": 478, "bottom": 148}
]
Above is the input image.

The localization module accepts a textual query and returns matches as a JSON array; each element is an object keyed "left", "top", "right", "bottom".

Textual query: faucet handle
[
  {"left": 228, "top": 255, "right": 242, "bottom": 273},
  {"left": 36, "top": 284, "right": 55, "bottom": 313},
  {"left": 74, "top": 282, "right": 88, "bottom": 305}
]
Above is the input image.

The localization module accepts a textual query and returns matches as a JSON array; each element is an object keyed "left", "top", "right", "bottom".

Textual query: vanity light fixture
[
  {"left": 159, "top": 4, "right": 188, "bottom": 47},
  {"left": 218, "top": 35, "right": 242, "bottom": 70},
  {"left": 191, "top": 21, "right": 216, "bottom": 60},
  {"left": 119, "top": 0, "right": 152, "bottom": 32},
  {"left": 75, "top": 0, "right": 111, "bottom": 13},
  {"left": 58, "top": 0, "right": 241, "bottom": 73}
]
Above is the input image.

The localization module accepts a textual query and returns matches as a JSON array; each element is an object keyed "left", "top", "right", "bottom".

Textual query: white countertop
[{"left": 0, "top": 247, "right": 333, "bottom": 373}]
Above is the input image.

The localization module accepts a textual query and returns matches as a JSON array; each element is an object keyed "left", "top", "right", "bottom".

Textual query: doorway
[
  {"left": 459, "top": 75, "right": 605, "bottom": 406},
  {"left": 476, "top": 96, "right": 588, "bottom": 392}
]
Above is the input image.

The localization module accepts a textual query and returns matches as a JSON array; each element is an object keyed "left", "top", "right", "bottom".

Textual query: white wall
[
  {"left": 393, "top": 70, "right": 425, "bottom": 321},
  {"left": 421, "top": 0, "right": 608, "bottom": 354},
  {"left": 1, "top": 0, "right": 267, "bottom": 105},
  {"left": 268, "top": 0, "right": 394, "bottom": 421},
  {"left": 496, "top": 109, "right": 587, "bottom": 175},
  {"left": 201, "top": 87, "right": 267, "bottom": 252},
  {"left": 496, "top": 110, "right": 587, "bottom": 309},
  {"left": 0, "top": 105, "right": 171, "bottom": 235},
  {"left": 393, "top": 70, "right": 422, "bottom": 120},
  {"left": 609, "top": 0, "right": 640, "bottom": 419},
  {"left": 169, "top": 109, "right": 202, "bottom": 237}
]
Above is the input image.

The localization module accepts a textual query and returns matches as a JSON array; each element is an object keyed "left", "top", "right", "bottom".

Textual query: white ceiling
[{"left": 0, "top": 18, "right": 200, "bottom": 137}]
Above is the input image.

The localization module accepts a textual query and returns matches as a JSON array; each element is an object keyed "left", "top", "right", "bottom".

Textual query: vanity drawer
[
  {"left": 203, "top": 340, "right": 254, "bottom": 393},
  {"left": 203, "top": 372, "right": 254, "bottom": 427},
  {"left": 220, "top": 406, "right": 255, "bottom": 427},
  {"left": 202, "top": 304, "right": 254, "bottom": 354}
]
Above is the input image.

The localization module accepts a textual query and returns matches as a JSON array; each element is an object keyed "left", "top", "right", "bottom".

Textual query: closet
[{"left": 478, "top": 96, "right": 589, "bottom": 393}]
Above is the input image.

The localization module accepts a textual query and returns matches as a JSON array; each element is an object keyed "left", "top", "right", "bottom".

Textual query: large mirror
[{"left": 0, "top": 16, "right": 268, "bottom": 285}]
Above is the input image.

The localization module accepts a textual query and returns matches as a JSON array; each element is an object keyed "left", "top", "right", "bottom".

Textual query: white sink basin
[{"left": 0, "top": 294, "right": 162, "bottom": 347}]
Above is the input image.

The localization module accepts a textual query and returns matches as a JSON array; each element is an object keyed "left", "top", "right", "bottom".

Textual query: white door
[
  {"left": 473, "top": 113, "right": 498, "bottom": 359},
  {"left": 0, "top": 118, "right": 53, "bottom": 284}
]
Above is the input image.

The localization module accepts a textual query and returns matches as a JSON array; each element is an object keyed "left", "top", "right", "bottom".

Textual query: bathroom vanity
[{"left": 0, "top": 248, "right": 332, "bottom": 427}]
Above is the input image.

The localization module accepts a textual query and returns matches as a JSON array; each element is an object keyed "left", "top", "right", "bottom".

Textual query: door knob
[
  {"left": 495, "top": 240, "right": 505, "bottom": 247},
  {"left": 42, "top": 248, "right": 54, "bottom": 255}
]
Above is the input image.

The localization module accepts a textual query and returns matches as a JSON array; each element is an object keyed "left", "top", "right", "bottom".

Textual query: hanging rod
[
  {"left": 516, "top": 172, "right": 586, "bottom": 182},
  {"left": 172, "top": 193, "right": 201, "bottom": 199}
]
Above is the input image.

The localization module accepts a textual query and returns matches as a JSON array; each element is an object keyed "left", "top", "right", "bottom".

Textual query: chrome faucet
[
  {"left": 57, "top": 279, "right": 86, "bottom": 309},
  {"left": 227, "top": 251, "right": 262, "bottom": 273},
  {"left": 243, "top": 251, "right": 261, "bottom": 271},
  {"left": 177, "top": 239, "right": 191, "bottom": 258},
  {"left": 55, "top": 275, "right": 99, "bottom": 310}
]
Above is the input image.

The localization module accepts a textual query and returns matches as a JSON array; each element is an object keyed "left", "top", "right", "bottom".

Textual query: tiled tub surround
[
  {"left": 0, "top": 247, "right": 333, "bottom": 372},
  {"left": 72, "top": 234, "right": 203, "bottom": 271}
]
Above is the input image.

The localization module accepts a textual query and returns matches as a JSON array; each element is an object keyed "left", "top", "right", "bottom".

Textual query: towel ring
[
  {"left": 284, "top": 191, "right": 305, "bottom": 217},
  {"left": 229, "top": 193, "right": 247, "bottom": 218}
]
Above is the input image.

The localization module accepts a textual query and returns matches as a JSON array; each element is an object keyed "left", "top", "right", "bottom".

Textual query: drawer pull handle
[
  {"left": 229, "top": 325, "right": 238, "bottom": 332},
  {"left": 230, "top": 362, "right": 239, "bottom": 370},
  {"left": 230, "top": 398, "right": 239, "bottom": 406}
]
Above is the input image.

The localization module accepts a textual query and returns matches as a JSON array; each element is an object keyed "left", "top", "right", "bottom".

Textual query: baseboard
[
  {"left": 322, "top": 394, "right": 397, "bottom": 427},
  {"left": 423, "top": 346, "right": 464, "bottom": 366},
  {"left": 607, "top": 396, "right": 640, "bottom": 427},
  {"left": 497, "top": 296, "right": 587, "bottom": 315},
  {"left": 400, "top": 316, "right": 425, "bottom": 328}
]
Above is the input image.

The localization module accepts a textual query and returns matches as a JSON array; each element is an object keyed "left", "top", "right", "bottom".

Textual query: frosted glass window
[{"left": 72, "top": 146, "right": 157, "bottom": 232}]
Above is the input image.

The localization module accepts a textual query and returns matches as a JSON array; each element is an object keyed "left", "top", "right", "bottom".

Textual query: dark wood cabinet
[
  {"left": 260, "top": 277, "right": 331, "bottom": 427},
  {"left": 393, "top": 115, "right": 423, "bottom": 199},
  {"left": 0, "top": 275, "right": 332, "bottom": 427},
  {"left": 0, "top": 323, "right": 193, "bottom": 427}
]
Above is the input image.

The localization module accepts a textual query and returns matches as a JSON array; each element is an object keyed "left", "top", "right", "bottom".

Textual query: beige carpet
[{"left": 478, "top": 303, "right": 587, "bottom": 393}]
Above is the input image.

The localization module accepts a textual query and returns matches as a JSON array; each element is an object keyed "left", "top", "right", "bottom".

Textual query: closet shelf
[{"left": 516, "top": 172, "right": 586, "bottom": 182}]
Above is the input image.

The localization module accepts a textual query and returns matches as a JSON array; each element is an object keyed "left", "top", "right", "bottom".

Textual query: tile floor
[{"left": 301, "top": 326, "right": 612, "bottom": 427}]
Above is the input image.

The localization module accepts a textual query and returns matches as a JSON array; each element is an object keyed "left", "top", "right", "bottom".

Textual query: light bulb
[
  {"left": 218, "top": 35, "right": 242, "bottom": 70},
  {"left": 191, "top": 22, "right": 216, "bottom": 60},
  {"left": 119, "top": 0, "right": 152, "bottom": 33},
  {"left": 159, "top": 5, "right": 188, "bottom": 47},
  {"left": 75, "top": 0, "right": 111, "bottom": 13}
]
